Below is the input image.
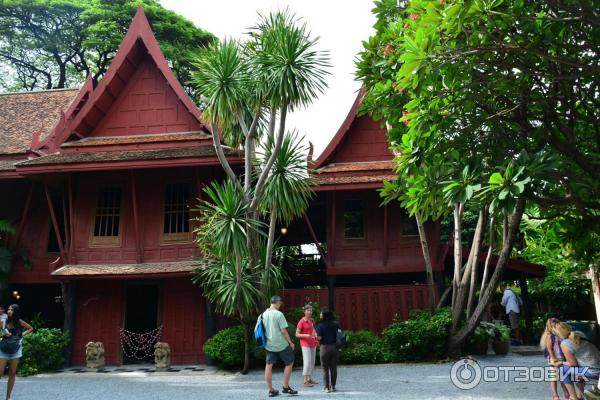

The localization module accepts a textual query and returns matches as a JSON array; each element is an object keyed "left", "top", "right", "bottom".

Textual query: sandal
[
  {"left": 268, "top": 389, "right": 279, "bottom": 397},
  {"left": 303, "top": 382, "right": 314, "bottom": 387}
]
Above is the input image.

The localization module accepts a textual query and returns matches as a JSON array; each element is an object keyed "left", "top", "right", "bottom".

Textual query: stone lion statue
[
  {"left": 85, "top": 341, "right": 105, "bottom": 369},
  {"left": 154, "top": 342, "right": 171, "bottom": 369}
]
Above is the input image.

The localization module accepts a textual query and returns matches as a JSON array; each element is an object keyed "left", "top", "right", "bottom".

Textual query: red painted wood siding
[
  {"left": 327, "top": 190, "right": 443, "bottom": 275},
  {"left": 282, "top": 284, "right": 436, "bottom": 333},
  {"left": 72, "top": 280, "right": 124, "bottom": 365},
  {"left": 72, "top": 169, "right": 200, "bottom": 264},
  {"left": 328, "top": 116, "right": 391, "bottom": 164},
  {"left": 160, "top": 279, "right": 206, "bottom": 364},
  {"left": 90, "top": 57, "right": 202, "bottom": 138}
]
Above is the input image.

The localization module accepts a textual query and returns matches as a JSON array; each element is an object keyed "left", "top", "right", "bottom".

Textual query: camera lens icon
[{"left": 450, "top": 358, "right": 482, "bottom": 390}]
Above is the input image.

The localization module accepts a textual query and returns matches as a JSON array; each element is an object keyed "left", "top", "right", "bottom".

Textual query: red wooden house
[{"left": 0, "top": 9, "right": 543, "bottom": 366}]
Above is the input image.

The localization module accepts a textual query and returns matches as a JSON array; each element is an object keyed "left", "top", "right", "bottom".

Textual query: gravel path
[{"left": 0, "top": 355, "right": 557, "bottom": 399}]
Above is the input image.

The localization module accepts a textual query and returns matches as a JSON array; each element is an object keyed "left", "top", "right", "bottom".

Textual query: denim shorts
[{"left": 0, "top": 339, "right": 22, "bottom": 360}]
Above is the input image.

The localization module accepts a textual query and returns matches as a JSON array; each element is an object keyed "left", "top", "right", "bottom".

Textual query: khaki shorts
[{"left": 266, "top": 345, "right": 294, "bottom": 366}]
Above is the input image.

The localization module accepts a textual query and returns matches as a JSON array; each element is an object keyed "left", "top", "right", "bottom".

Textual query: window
[
  {"left": 343, "top": 200, "right": 365, "bottom": 239},
  {"left": 400, "top": 211, "right": 419, "bottom": 236},
  {"left": 162, "top": 183, "right": 190, "bottom": 242},
  {"left": 91, "top": 187, "right": 121, "bottom": 246}
]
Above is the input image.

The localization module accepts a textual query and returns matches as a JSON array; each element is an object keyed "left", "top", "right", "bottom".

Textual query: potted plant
[
  {"left": 469, "top": 322, "right": 496, "bottom": 355},
  {"left": 492, "top": 324, "right": 511, "bottom": 355}
]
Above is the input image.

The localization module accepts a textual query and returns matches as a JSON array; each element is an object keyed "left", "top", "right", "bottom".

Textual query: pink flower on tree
[
  {"left": 402, "top": 111, "right": 410, "bottom": 126},
  {"left": 409, "top": 13, "right": 418, "bottom": 20}
]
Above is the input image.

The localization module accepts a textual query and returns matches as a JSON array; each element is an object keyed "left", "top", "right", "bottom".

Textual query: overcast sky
[{"left": 159, "top": 0, "right": 375, "bottom": 157}]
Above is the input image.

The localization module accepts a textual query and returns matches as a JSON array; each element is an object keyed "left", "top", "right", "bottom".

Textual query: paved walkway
[{"left": 1, "top": 355, "right": 557, "bottom": 399}]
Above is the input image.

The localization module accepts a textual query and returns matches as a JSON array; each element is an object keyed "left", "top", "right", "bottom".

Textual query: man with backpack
[
  {"left": 260, "top": 295, "right": 298, "bottom": 397},
  {"left": 500, "top": 283, "right": 523, "bottom": 345}
]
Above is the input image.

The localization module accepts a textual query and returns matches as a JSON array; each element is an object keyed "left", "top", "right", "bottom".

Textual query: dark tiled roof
[
  {"left": 0, "top": 89, "right": 79, "bottom": 154},
  {"left": 315, "top": 174, "right": 397, "bottom": 186},
  {"left": 52, "top": 260, "right": 199, "bottom": 277},
  {"left": 16, "top": 145, "right": 232, "bottom": 167},
  {"left": 317, "top": 161, "right": 395, "bottom": 173},
  {"left": 61, "top": 131, "right": 211, "bottom": 147}
]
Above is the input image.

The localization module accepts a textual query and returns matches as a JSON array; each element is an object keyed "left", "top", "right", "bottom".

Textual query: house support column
[
  {"left": 519, "top": 276, "right": 533, "bottom": 345},
  {"left": 130, "top": 171, "right": 142, "bottom": 263},
  {"left": 61, "top": 281, "right": 78, "bottom": 367},
  {"left": 327, "top": 275, "right": 336, "bottom": 312},
  {"left": 204, "top": 301, "right": 217, "bottom": 366}
]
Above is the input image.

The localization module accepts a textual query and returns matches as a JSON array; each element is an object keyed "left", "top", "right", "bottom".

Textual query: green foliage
[
  {"left": 203, "top": 326, "right": 246, "bottom": 369},
  {"left": 496, "top": 325, "right": 511, "bottom": 342},
  {"left": 358, "top": 0, "right": 600, "bottom": 270},
  {"left": 519, "top": 216, "right": 591, "bottom": 318},
  {"left": 0, "top": 0, "right": 214, "bottom": 92},
  {"left": 19, "top": 328, "right": 69, "bottom": 377},
  {"left": 339, "top": 331, "right": 385, "bottom": 365},
  {"left": 470, "top": 322, "right": 496, "bottom": 342},
  {"left": 382, "top": 307, "right": 452, "bottom": 362},
  {"left": 260, "top": 131, "right": 315, "bottom": 225}
]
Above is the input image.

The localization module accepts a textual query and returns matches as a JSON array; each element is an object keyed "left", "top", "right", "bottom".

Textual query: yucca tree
[
  {"left": 193, "top": 180, "right": 284, "bottom": 373},
  {"left": 192, "top": 10, "right": 328, "bottom": 373}
]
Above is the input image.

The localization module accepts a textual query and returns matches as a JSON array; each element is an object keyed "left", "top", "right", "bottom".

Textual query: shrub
[
  {"left": 382, "top": 307, "right": 452, "bottom": 362},
  {"left": 339, "top": 330, "right": 385, "bottom": 365},
  {"left": 203, "top": 326, "right": 245, "bottom": 369},
  {"left": 19, "top": 328, "right": 69, "bottom": 377}
]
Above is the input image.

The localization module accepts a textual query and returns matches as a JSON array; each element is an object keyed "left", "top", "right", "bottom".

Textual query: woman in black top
[
  {"left": 0, "top": 304, "right": 33, "bottom": 400},
  {"left": 315, "top": 309, "right": 340, "bottom": 393}
]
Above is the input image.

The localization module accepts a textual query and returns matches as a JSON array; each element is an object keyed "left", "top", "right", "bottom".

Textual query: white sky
[{"left": 159, "top": 0, "right": 375, "bottom": 157}]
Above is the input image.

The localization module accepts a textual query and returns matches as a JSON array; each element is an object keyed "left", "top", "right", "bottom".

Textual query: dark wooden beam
[
  {"left": 330, "top": 192, "right": 337, "bottom": 266},
  {"left": 44, "top": 184, "right": 66, "bottom": 262},
  {"left": 68, "top": 175, "right": 77, "bottom": 263},
  {"left": 14, "top": 183, "right": 34, "bottom": 247},
  {"left": 130, "top": 171, "right": 142, "bottom": 263},
  {"left": 62, "top": 195, "right": 70, "bottom": 257},
  {"left": 383, "top": 205, "right": 389, "bottom": 266},
  {"left": 302, "top": 213, "right": 328, "bottom": 267},
  {"left": 61, "top": 281, "right": 78, "bottom": 367}
]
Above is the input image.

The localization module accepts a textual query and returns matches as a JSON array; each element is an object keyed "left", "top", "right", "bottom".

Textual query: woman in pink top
[{"left": 296, "top": 304, "right": 318, "bottom": 387}]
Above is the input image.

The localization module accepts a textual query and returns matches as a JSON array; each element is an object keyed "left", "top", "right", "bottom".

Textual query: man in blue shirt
[{"left": 500, "top": 283, "right": 523, "bottom": 344}]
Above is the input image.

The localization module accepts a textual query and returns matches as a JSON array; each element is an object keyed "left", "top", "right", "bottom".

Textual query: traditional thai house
[{"left": 0, "top": 9, "right": 543, "bottom": 366}]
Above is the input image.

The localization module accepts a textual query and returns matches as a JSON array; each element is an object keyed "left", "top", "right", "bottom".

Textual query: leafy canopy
[{"left": 0, "top": 0, "right": 215, "bottom": 93}]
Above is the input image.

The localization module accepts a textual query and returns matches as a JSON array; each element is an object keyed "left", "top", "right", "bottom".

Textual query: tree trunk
[
  {"left": 263, "top": 208, "right": 277, "bottom": 292},
  {"left": 241, "top": 321, "right": 251, "bottom": 374},
  {"left": 447, "top": 197, "right": 526, "bottom": 355},
  {"left": 480, "top": 214, "right": 496, "bottom": 295},
  {"left": 415, "top": 211, "right": 435, "bottom": 310},
  {"left": 451, "top": 203, "right": 462, "bottom": 310},
  {"left": 467, "top": 209, "right": 487, "bottom": 318},
  {"left": 589, "top": 265, "right": 600, "bottom": 324}
]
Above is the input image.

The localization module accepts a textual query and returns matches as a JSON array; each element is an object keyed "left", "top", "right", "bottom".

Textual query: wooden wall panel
[
  {"left": 329, "top": 116, "right": 391, "bottom": 164},
  {"left": 282, "top": 284, "right": 436, "bottom": 333},
  {"left": 90, "top": 57, "right": 202, "bottom": 138},
  {"left": 160, "top": 279, "right": 206, "bottom": 364},
  {"left": 72, "top": 280, "right": 124, "bottom": 365}
]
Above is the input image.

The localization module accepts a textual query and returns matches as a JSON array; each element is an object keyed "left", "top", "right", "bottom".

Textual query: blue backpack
[{"left": 255, "top": 314, "right": 267, "bottom": 349}]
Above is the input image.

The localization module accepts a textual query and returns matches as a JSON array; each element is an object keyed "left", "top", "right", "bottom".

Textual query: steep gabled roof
[
  {"left": 59, "top": 7, "right": 206, "bottom": 144},
  {"left": 0, "top": 89, "right": 78, "bottom": 155},
  {"left": 313, "top": 90, "right": 365, "bottom": 169}
]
